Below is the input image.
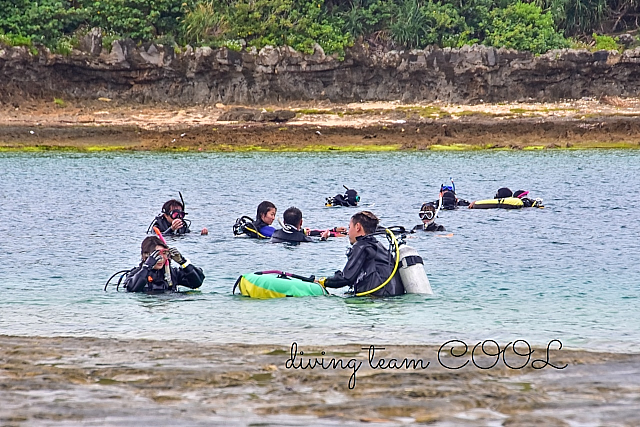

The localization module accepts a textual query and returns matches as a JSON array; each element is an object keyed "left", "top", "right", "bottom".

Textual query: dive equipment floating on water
[
  {"left": 233, "top": 271, "right": 329, "bottom": 298},
  {"left": 470, "top": 197, "right": 525, "bottom": 209}
]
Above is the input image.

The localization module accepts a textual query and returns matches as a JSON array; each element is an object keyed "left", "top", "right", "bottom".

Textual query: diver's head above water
[
  {"left": 141, "top": 235, "right": 169, "bottom": 270},
  {"left": 348, "top": 211, "right": 378, "bottom": 244},
  {"left": 162, "top": 199, "right": 186, "bottom": 225},
  {"left": 345, "top": 188, "right": 360, "bottom": 206},
  {"left": 256, "top": 200, "right": 277, "bottom": 225},
  {"left": 283, "top": 206, "right": 303, "bottom": 230},
  {"left": 419, "top": 203, "right": 436, "bottom": 225}
]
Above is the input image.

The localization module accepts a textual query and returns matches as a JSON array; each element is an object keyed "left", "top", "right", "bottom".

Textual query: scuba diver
[
  {"left": 326, "top": 185, "right": 360, "bottom": 207},
  {"left": 513, "top": 190, "right": 544, "bottom": 208},
  {"left": 124, "top": 236, "right": 205, "bottom": 293},
  {"left": 148, "top": 194, "right": 208, "bottom": 236},
  {"left": 412, "top": 203, "right": 446, "bottom": 232},
  {"left": 316, "top": 211, "right": 405, "bottom": 297},
  {"left": 235, "top": 202, "right": 346, "bottom": 240},
  {"left": 233, "top": 201, "right": 277, "bottom": 239},
  {"left": 271, "top": 207, "right": 331, "bottom": 244},
  {"left": 426, "top": 179, "right": 470, "bottom": 210}
]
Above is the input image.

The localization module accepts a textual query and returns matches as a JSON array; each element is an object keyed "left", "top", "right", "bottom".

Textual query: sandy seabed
[{"left": 1, "top": 335, "right": 639, "bottom": 426}]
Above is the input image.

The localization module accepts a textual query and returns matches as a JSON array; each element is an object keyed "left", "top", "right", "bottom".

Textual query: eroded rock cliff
[{"left": 2, "top": 40, "right": 639, "bottom": 105}]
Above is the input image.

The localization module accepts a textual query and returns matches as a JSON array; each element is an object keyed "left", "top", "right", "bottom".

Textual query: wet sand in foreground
[{"left": 1, "top": 335, "right": 639, "bottom": 426}]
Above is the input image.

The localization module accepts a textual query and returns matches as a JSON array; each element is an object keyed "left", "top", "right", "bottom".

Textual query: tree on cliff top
[{"left": 486, "top": 1, "right": 569, "bottom": 53}]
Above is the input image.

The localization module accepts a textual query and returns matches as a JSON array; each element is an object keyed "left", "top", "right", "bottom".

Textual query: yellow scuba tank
[{"left": 398, "top": 245, "right": 433, "bottom": 295}]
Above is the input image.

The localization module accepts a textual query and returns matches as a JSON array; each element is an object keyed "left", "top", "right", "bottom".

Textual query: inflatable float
[
  {"left": 233, "top": 271, "right": 328, "bottom": 298},
  {"left": 469, "top": 197, "right": 524, "bottom": 209}
]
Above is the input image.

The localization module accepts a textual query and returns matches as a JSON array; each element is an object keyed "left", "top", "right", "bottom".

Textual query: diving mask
[
  {"left": 169, "top": 209, "right": 187, "bottom": 220},
  {"left": 419, "top": 205, "right": 436, "bottom": 221}
]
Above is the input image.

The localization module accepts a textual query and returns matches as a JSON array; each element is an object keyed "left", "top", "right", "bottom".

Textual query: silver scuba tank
[{"left": 398, "top": 245, "right": 433, "bottom": 294}]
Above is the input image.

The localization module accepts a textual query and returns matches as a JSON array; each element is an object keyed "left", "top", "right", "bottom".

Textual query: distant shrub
[
  {"left": 0, "top": 32, "right": 33, "bottom": 47},
  {"left": 181, "top": 1, "right": 228, "bottom": 45},
  {"left": 82, "top": 0, "right": 192, "bottom": 41},
  {"left": 485, "top": 1, "right": 568, "bottom": 54},
  {"left": 229, "top": 0, "right": 351, "bottom": 55},
  {"left": 592, "top": 33, "right": 623, "bottom": 52},
  {"left": 0, "top": 0, "right": 87, "bottom": 46}
]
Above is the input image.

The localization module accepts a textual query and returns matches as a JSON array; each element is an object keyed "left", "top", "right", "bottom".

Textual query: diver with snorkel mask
[
  {"left": 147, "top": 192, "right": 208, "bottom": 236},
  {"left": 412, "top": 203, "right": 446, "bottom": 232}
]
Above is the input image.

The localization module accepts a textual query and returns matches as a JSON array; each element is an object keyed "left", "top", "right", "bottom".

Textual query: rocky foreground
[{"left": 1, "top": 335, "right": 639, "bottom": 426}]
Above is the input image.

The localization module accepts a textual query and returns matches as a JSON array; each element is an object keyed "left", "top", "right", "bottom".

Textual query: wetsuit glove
[
  {"left": 144, "top": 250, "right": 161, "bottom": 268},
  {"left": 169, "top": 247, "right": 186, "bottom": 265}
]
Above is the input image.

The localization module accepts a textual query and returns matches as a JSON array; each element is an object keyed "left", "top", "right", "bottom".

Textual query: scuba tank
[{"left": 397, "top": 245, "right": 433, "bottom": 295}]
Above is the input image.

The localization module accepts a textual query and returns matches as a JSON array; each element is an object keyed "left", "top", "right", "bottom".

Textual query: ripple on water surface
[{"left": 1, "top": 150, "right": 639, "bottom": 352}]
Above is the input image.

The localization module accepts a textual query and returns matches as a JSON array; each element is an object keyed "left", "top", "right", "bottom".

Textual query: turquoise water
[{"left": 1, "top": 151, "right": 638, "bottom": 351}]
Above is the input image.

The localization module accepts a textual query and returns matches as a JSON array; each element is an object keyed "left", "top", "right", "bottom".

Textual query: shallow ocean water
[{"left": 1, "top": 150, "right": 638, "bottom": 352}]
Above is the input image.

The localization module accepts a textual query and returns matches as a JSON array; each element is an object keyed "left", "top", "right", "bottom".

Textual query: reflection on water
[{"left": 1, "top": 150, "right": 639, "bottom": 351}]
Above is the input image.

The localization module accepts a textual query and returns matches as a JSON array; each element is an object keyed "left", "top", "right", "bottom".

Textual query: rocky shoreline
[
  {"left": 1, "top": 335, "right": 639, "bottom": 425},
  {"left": 1, "top": 99, "right": 640, "bottom": 151},
  {"left": 4, "top": 39, "right": 640, "bottom": 151}
]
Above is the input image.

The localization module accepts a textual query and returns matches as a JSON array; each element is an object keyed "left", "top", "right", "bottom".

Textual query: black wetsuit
[
  {"left": 434, "top": 190, "right": 471, "bottom": 210},
  {"left": 327, "top": 189, "right": 359, "bottom": 207},
  {"left": 520, "top": 197, "right": 542, "bottom": 208},
  {"left": 324, "top": 234, "right": 404, "bottom": 297},
  {"left": 125, "top": 262, "right": 204, "bottom": 293},
  {"left": 271, "top": 228, "right": 312, "bottom": 244},
  {"left": 149, "top": 214, "right": 191, "bottom": 235},
  {"left": 251, "top": 218, "right": 275, "bottom": 238},
  {"left": 412, "top": 222, "right": 446, "bottom": 232}
]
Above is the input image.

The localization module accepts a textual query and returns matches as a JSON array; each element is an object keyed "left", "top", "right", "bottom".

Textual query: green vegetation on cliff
[{"left": 0, "top": 0, "right": 635, "bottom": 55}]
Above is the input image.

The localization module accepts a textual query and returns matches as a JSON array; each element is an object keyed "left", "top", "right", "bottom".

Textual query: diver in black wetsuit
[
  {"left": 412, "top": 203, "right": 445, "bottom": 232},
  {"left": 271, "top": 207, "right": 331, "bottom": 244},
  {"left": 513, "top": 190, "right": 544, "bottom": 208},
  {"left": 326, "top": 186, "right": 360, "bottom": 207},
  {"left": 318, "top": 211, "right": 404, "bottom": 297},
  {"left": 427, "top": 184, "right": 470, "bottom": 210},
  {"left": 148, "top": 199, "right": 208, "bottom": 236},
  {"left": 124, "top": 236, "right": 205, "bottom": 293}
]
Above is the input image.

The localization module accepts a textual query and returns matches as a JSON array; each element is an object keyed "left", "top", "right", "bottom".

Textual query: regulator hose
[{"left": 355, "top": 228, "right": 400, "bottom": 297}]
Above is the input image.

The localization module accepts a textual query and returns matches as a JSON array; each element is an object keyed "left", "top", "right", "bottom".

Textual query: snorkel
[
  {"left": 179, "top": 191, "right": 185, "bottom": 212},
  {"left": 152, "top": 226, "right": 174, "bottom": 289}
]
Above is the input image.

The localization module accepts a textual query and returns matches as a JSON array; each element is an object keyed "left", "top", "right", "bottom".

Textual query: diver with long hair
[{"left": 124, "top": 236, "right": 205, "bottom": 293}]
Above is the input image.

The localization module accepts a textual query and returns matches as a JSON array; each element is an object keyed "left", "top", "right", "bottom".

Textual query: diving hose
[
  {"left": 355, "top": 228, "right": 400, "bottom": 297},
  {"left": 244, "top": 225, "right": 267, "bottom": 239}
]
